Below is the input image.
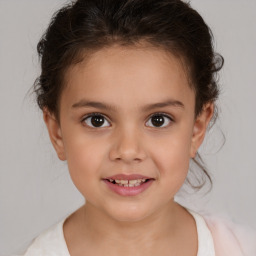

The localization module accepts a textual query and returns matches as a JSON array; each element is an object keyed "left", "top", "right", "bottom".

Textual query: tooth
[
  {"left": 112, "top": 178, "right": 148, "bottom": 186},
  {"left": 129, "top": 180, "right": 139, "bottom": 185}
]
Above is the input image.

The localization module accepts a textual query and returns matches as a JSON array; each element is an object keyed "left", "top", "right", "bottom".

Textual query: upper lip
[{"left": 104, "top": 174, "right": 153, "bottom": 180}]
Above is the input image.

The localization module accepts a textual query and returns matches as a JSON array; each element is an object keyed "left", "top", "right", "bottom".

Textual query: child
[{"left": 23, "top": 0, "right": 256, "bottom": 255}]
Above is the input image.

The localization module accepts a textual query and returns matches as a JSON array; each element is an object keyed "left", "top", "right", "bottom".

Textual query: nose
[{"left": 109, "top": 128, "right": 147, "bottom": 163}]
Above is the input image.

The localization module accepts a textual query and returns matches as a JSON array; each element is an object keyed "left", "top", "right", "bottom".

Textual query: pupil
[
  {"left": 91, "top": 115, "right": 104, "bottom": 127},
  {"left": 152, "top": 115, "right": 164, "bottom": 127}
]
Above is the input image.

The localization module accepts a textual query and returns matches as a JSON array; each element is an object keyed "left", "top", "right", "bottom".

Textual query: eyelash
[
  {"left": 146, "top": 112, "right": 174, "bottom": 128},
  {"left": 81, "top": 112, "right": 111, "bottom": 128},
  {"left": 81, "top": 112, "right": 174, "bottom": 128}
]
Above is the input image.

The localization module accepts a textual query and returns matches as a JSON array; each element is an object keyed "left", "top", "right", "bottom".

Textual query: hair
[{"left": 34, "top": 0, "right": 224, "bottom": 190}]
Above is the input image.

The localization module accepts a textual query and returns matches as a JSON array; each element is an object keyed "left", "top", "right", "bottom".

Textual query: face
[{"left": 44, "top": 45, "right": 213, "bottom": 222}]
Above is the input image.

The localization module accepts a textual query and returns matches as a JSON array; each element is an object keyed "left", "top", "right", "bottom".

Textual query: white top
[
  {"left": 23, "top": 210, "right": 215, "bottom": 256},
  {"left": 189, "top": 210, "right": 215, "bottom": 256}
]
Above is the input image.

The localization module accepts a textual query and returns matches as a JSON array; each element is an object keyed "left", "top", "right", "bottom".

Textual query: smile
[
  {"left": 103, "top": 174, "right": 154, "bottom": 196},
  {"left": 108, "top": 178, "right": 147, "bottom": 187}
]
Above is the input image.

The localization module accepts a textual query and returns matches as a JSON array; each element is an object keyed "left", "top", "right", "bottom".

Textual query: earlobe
[
  {"left": 190, "top": 103, "right": 214, "bottom": 158},
  {"left": 43, "top": 109, "right": 66, "bottom": 161}
]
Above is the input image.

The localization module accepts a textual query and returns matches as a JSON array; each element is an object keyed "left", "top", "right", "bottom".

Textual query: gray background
[{"left": 0, "top": 0, "right": 255, "bottom": 255}]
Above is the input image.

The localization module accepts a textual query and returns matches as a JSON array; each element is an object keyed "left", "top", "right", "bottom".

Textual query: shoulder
[
  {"left": 22, "top": 219, "right": 70, "bottom": 256},
  {"left": 203, "top": 214, "right": 256, "bottom": 256}
]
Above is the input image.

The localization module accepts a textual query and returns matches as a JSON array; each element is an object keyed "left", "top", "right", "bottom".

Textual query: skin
[{"left": 44, "top": 45, "right": 214, "bottom": 256}]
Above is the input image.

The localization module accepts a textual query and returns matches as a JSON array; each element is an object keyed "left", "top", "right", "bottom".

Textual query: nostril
[{"left": 109, "top": 141, "right": 147, "bottom": 163}]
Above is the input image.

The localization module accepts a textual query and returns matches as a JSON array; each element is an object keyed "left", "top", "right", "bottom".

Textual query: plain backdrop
[{"left": 0, "top": 0, "right": 256, "bottom": 255}]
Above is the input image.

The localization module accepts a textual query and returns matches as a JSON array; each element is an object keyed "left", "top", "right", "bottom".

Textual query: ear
[
  {"left": 190, "top": 103, "right": 214, "bottom": 158},
  {"left": 43, "top": 109, "right": 66, "bottom": 161}
]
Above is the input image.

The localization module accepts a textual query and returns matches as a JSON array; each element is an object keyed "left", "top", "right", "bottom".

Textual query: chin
[{"left": 106, "top": 204, "right": 153, "bottom": 223}]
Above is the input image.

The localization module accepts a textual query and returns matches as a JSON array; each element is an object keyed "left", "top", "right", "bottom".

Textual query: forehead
[
  {"left": 61, "top": 45, "right": 195, "bottom": 111},
  {"left": 66, "top": 45, "right": 189, "bottom": 83}
]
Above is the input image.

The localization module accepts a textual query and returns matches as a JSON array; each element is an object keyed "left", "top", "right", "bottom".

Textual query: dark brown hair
[{"left": 34, "top": 0, "right": 224, "bottom": 190}]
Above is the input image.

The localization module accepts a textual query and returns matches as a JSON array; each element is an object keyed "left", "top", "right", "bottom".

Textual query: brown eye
[
  {"left": 83, "top": 114, "right": 110, "bottom": 128},
  {"left": 146, "top": 114, "right": 172, "bottom": 128}
]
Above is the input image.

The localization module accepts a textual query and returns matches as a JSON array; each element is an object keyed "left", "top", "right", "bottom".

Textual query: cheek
[
  {"left": 154, "top": 147, "right": 189, "bottom": 198},
  {"left": 149, "top": 127, "right": 193, "bottom": 192},
  {"left": 156, "top": 142, "right": 190, "bottom": 181},
  {"left": 62, "top": 134, "right": 108, "bottom": 193},
  {"left": 151, "top": 130, "right": 192, "bottom": 171}
]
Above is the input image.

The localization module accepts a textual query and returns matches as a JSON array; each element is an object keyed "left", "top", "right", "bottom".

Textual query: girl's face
[{"left": 44, "top": 45, "right": 213, "bottom": 222}]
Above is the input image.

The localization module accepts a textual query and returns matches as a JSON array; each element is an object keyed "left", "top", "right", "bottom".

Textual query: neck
[
  {"left": 63, "top": 201, "right": 196, "bottom": 256},
  {"left": 73, "top": 200, "right": 187, "bottom": 254}
]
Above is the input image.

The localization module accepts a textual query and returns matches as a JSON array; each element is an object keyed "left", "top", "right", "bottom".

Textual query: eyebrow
[
  {"left": 72, "top": 100, "right": 117, "bottom": 111},
  {"left": 71, "top": 99, "right": 184, "bottom": 111},
  {"left": 142, "top": 100, "right": 184, "bottom": 111}
]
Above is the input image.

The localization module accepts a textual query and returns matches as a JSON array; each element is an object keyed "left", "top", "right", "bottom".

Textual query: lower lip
[{"left": 103, "top": 179, "right": 154, "bottom": 196}]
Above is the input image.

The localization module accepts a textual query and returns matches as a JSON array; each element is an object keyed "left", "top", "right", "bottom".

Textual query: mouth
[
  {"left": 104, "top": 178, "right": 152, "bottom": 187},
  {"left": 103, "top": 174, "right": 155, "bottom": 196}
]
